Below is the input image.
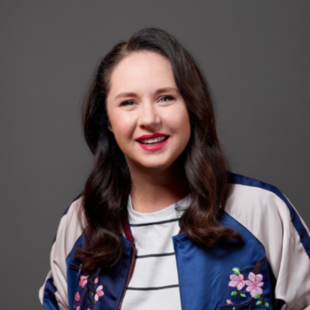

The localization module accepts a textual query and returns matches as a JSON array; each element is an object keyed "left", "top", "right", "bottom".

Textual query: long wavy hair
[{"left": 78, "top": 28, "right": 242, "bottom": 271}]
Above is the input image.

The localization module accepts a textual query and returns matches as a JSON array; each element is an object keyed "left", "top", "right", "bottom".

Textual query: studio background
[{"left": 1, "top": 1, "right": 309, "bottom": 309}]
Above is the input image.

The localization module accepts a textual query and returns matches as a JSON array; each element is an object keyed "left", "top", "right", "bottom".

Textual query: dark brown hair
[{"left": 78, "top": 28, "right": 242, "bottom": 271}]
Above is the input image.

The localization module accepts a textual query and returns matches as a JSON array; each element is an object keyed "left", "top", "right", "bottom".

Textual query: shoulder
[
  {"left": 225, "top": 172, "right": 310, "bottom": 271},
  {"left": 225, "top": 171, "right": 308, "bottom": 234},
  {"left": 39, "top": 196, "right": 86, "bottom": 309},
  {"left": 53, "top": 195, "right": 85, "bottom": 258},
  {"left": 226, "top": 172, "right": 292, "bottom": 225}
]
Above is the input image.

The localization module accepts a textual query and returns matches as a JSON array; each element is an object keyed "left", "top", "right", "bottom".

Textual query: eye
[
  {"left": 120, "top": 100, "right": 135, "bottom": 106},
  {"left": 159, "top": 95, "right": 175, "bottom": 102}
]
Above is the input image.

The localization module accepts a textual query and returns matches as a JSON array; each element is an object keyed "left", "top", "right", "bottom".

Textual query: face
[{"left": 106, "top": 51, "right": 191, "bottom": 172}]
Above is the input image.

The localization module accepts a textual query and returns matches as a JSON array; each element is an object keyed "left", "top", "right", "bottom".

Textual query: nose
[{"left": 137, "top": 101, "right": 161, "bottom": 129}]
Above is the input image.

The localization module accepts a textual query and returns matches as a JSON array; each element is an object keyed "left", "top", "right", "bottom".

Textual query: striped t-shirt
[{"left": 121, "top": 195, "right": 191, "bottom": 310}]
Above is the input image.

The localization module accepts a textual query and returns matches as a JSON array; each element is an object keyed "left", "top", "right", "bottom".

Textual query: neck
[{"left": 128, "top": 159, "right": 190, "bottom": 213}]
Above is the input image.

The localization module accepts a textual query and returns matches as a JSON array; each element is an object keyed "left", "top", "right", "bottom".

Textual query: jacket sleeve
[
  {"left": 39, "top": 198, "right": 83, "bottom": 310},
  {"left": 272, "top": 195, "right": 310, "bottom": 310},
  {"left": 225, "top": 183, "right": 310, "bottom": 309}
]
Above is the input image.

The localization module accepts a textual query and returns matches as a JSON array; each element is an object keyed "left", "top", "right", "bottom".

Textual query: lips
[
  {"left": 139, "top": 136, "right": 168, "bottom": 144},
  {"left": 136, "top": 133, "right": 168, "bottom": 139},
  {"left": 136, "top": 133, "right": 169, "bottom": 144},
  {"left": 136, "top": 133, "right": 169, "bottom": 151}
]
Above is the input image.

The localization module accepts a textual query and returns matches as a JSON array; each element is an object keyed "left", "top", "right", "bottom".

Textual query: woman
[{"left": 39, "top": 28, "right": 310, "bottom": 310}]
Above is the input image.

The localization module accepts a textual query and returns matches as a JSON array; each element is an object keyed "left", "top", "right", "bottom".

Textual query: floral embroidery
[
  {"left": 220, "top": 257, "right": 270, "bottom": 310},
  {"left": 229, "top": 274, "right": 245, "bottom": 291},
  {"left": 71, "top": 264, "right": 104, "bottom": 309},
  {"left": 79, "top": 275, "right": 88, "bottom": 288},
  {"left": 95, "top": 285, "right": 104, "bottom": 301},
  {"left": 245, "top": 272, "right": 264, "bottom": 298},
  {"left": 75, "top": 292, "right": 81, "bottom": 302}
]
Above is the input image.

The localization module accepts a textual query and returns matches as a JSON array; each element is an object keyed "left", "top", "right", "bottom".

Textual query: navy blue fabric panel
[
  {"left": 66, "top": 235, "right": 133, "bottom": 310},
  {"left": 66, "top": 235, "right": 83, "bottom": 310},
  {"left": 43, "top": 276, "right": 60, "bottom": 310},
  {"left": 173, "top": 210, "right": 275, "bottom": 310},
  {"left": 227, "top": 171, "right": 310, "bottom": 259}
]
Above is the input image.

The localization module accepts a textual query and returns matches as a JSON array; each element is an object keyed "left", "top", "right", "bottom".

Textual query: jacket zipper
[{"left": 117, "top": 244, "right": 136, "bottom": 310}]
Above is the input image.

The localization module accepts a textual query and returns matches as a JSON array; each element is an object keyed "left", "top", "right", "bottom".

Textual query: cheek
[
  {"left": 109, "top": 112, "right": 136, "bottom": 141},
  {"left": 165, "top": 106, "right": 191, "bottom": 137}
]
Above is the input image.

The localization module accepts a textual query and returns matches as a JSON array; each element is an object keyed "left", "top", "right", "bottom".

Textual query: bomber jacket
[{"left": 39, "top": 173, "right": 310, "bottom": 310}]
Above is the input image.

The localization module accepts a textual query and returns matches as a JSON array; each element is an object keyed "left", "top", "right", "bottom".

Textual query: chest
[{"left": 67, "top": 234, "right": 275, "bottom": 310}]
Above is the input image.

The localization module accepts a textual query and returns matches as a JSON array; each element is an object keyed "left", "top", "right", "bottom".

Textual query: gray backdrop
[{"left": 1, "top": 1, "right": 309, "bottom": 308}]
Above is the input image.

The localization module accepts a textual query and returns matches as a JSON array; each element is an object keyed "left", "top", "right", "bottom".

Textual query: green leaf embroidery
[
  {"left": 256, "top": 301, "right": 262, "bottom": 305},
  {"left": 265, "top": 302, "right": 270, "bottom": 307},
  {"left": 91, "top": 292, "right": 94, "bottom": 296},
  {"left": 231, "top": 291, "right": 237, "bottom": 296},
  {"left": 85, "top": 275, "right": 89, "bottom": 279},
  {"left": 240, "top": 293, "right": 246, "bottom": 297},
  {"left": 232, "top": 268, "right": 240, "bottom": 274},
  {"left": 233, "top": 307, "right": 236, "bottom": 310},
  {"left": 94, "top": 300, "right": 96, "bottom": 305},
  {"left": 255, "top": 295, "right": 261, "bottom": 299}
]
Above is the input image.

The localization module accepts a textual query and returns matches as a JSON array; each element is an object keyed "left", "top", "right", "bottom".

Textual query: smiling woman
[
  {"left": 106, "top": 52, "right": 191, "bottom": 176},
  {"left": 39, "top": 28, "right": 310, "bottom": 310}
]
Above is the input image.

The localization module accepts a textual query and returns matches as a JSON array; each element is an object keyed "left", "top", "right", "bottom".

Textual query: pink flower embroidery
[
  {"left": 245, "top": 272, "right": 264, "bottom": 297},
  {"left": 76, "top": 307, "right": 80, "bottom": 310},
  {"left": 226, "top": 299, "right": 233, "bottom": 305},
  {"left": 229, "top": 273, "right": 245, "bottom": 290},
  {"left": 75, "top": 292, "right": 81, "bottom": 302},
  {"left": 79, "top": 275, "right": 88, "bottom": 288},
  {"left": 94, "top": 277, "right": 99, "bottom": 284},
  {"left": 95, "top": 285, "right": 104, "bottom": 301}
]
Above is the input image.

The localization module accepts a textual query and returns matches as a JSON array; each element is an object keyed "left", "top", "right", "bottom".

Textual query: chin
[
  {"left": 141, "top": 162, "right": 169, "bottom": 170},
  {"left": 130, "top": 159, "right": 171, "bottom": 171}
]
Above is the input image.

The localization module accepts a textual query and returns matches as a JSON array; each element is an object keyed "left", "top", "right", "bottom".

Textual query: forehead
[{"left": 108, "top": 51, "right": 176, "bottom": 97}]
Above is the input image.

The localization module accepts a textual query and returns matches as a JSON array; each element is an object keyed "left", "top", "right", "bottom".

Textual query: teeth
[{"left": 139, "top": 136, "right": 167, "bottom": 144}]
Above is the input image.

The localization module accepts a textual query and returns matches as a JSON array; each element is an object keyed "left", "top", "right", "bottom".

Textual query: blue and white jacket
[{"left": 39, "top": 173, "right": 310, "bottom": 310}]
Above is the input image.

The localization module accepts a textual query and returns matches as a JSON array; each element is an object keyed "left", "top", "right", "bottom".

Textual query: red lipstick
[
  {"left": 136, "top": 133, "right": 168, "bottom": 140},
  {"left": 136, "top": 133, "right": 169, "bottom": 152}
]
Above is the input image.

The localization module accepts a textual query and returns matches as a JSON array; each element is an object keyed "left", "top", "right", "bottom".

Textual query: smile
[
  {"left": 138, "top": 136, "right": 168, "bottom": 144},
  {"left": 136, "top": 136, "right": 169, "bottom": 152}
]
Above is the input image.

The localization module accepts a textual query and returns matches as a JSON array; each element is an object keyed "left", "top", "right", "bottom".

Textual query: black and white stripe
[
  {"left": 129, "top": 218, "right": 179, "bottom": 227},
  {"left": 121, "top": 195, "right": 191, "bottom": 310}
]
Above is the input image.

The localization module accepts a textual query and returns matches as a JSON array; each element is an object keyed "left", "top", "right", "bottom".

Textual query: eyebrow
[{"left": 115, "top": 87, "right": 180, "bottom": 100}]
